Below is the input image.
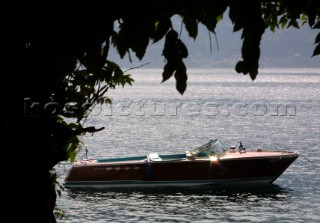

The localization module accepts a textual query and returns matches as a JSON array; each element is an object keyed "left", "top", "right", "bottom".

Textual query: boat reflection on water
[
  {"left": 66, "top": 183, "right": 293, "bottom": 204},
  {"left": 61, "top": 180, "right": 295, "bottom": 222}
]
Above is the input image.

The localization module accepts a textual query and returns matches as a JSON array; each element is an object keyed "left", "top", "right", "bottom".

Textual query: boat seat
[
  {"left": 148, "top": 152, "right": 162, "bottom": 161},
  {"left": 186, "top": 150, "right": 196, "bottom": 159}
]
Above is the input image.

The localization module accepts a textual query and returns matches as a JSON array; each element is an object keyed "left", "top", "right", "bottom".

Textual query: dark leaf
[
  {"left": 85, "top": 43, "right": 105, "bottom": 74},
  {"left": 113, "top": 28, "right": 130, "bottom": 58},
  {"left": 308, "top": 13, "right": 316, "bottom": 28},
  {"left": 233, "top": 23, "right": 243, "bottom": 32},
  {"left": 162, "top": 62, "right": 176, "bottom": 83},
  {"left": 200, "top": 17, "right": 217, "bottom": 33},
  {"left": 279, "top": 15, "right": 288, "bottom": 29},
  {"left": 312, "top": 43, "right": 320, "bottom": 57},
  {"left": 234, "top": 0, "right": 264, "bottom": 81},
  {"left": 176, "top": 39, "right": 188, "bottom": 58},
  {"left": 235, "top": 61, "right": 258, "bottom": 80},
  {"left": 235, "top": 61, "right": 248, "bottom": 74},
  {"left": 313, "top": 20, "right": 320, "bottom": 29},
  {"left": 308, "top": 0, "right": 318, "bottom": 27},
  {"left": 183, "top": 16, "right": 198, "bottom": 39},
  {"left": 102, "top": 43, "right": 109, "bottom": 60},
  {"left": 153, "top": 19, "right": 172, "bottom": 43},
  {"left": 131, "top": 31, "right": 149, "bottom": 60},
  {"left": 174, "top": 61, "right": 187, "bottom": 94},
  {"left": 315, "top": 32, "right": 320, "bottom": 44},
  {"left": 300, "top": 15, "right": 308, "bottom": 26},
  {"left": 249, "top": 69, "right": 258, "bottom": 81},
  {"left": 165, "top": 29, "right": 178, "bottom": 43},
  {"left": 162, "top": 29, "right": 178, "bottom": 60},
  {"left": 287, "top": 19, "right": 300, "bottom": 29}
]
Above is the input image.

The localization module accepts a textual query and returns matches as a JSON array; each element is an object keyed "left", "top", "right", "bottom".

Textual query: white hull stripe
[{"left": 64, "top": 176, "right": 277, "bottom": 189}]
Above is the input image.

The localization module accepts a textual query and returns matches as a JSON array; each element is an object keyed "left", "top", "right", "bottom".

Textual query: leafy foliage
[
  {"left": 229, "top": 0, "right": 266, "bottom": 80},
  {"left": 161, "top": 30, "right": 189, "bottom": 94}
]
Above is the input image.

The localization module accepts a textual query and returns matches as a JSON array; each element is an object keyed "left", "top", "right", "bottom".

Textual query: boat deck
[
  {"left": 72, "top": 150, "right": 299, "bottom": 166},
  {"left": 222, "top": 150, "right": 299, "bottom": 159}
]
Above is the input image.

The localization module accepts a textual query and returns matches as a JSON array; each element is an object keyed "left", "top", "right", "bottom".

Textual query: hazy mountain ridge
[{"left": 109, "top": 18, "right": 319, "bottom": 69}]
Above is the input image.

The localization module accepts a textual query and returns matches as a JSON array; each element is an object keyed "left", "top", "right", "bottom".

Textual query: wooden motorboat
[{"left": 64, "top": 139, "right": 299, "bottom": 189}]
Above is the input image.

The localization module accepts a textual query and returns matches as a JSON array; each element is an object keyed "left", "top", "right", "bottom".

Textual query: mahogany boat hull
[{"left": 64, "top": 150, "right": 299, "bottom": 189}]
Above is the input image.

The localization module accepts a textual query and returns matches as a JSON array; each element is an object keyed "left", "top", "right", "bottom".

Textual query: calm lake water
[{"left": 57, "top": 68, "right": 320, "bottom": 222}]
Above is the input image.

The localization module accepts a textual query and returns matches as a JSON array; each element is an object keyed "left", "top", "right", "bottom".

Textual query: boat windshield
[{"left": 191, "top": 139, "right": 228, "bottom": 158}]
